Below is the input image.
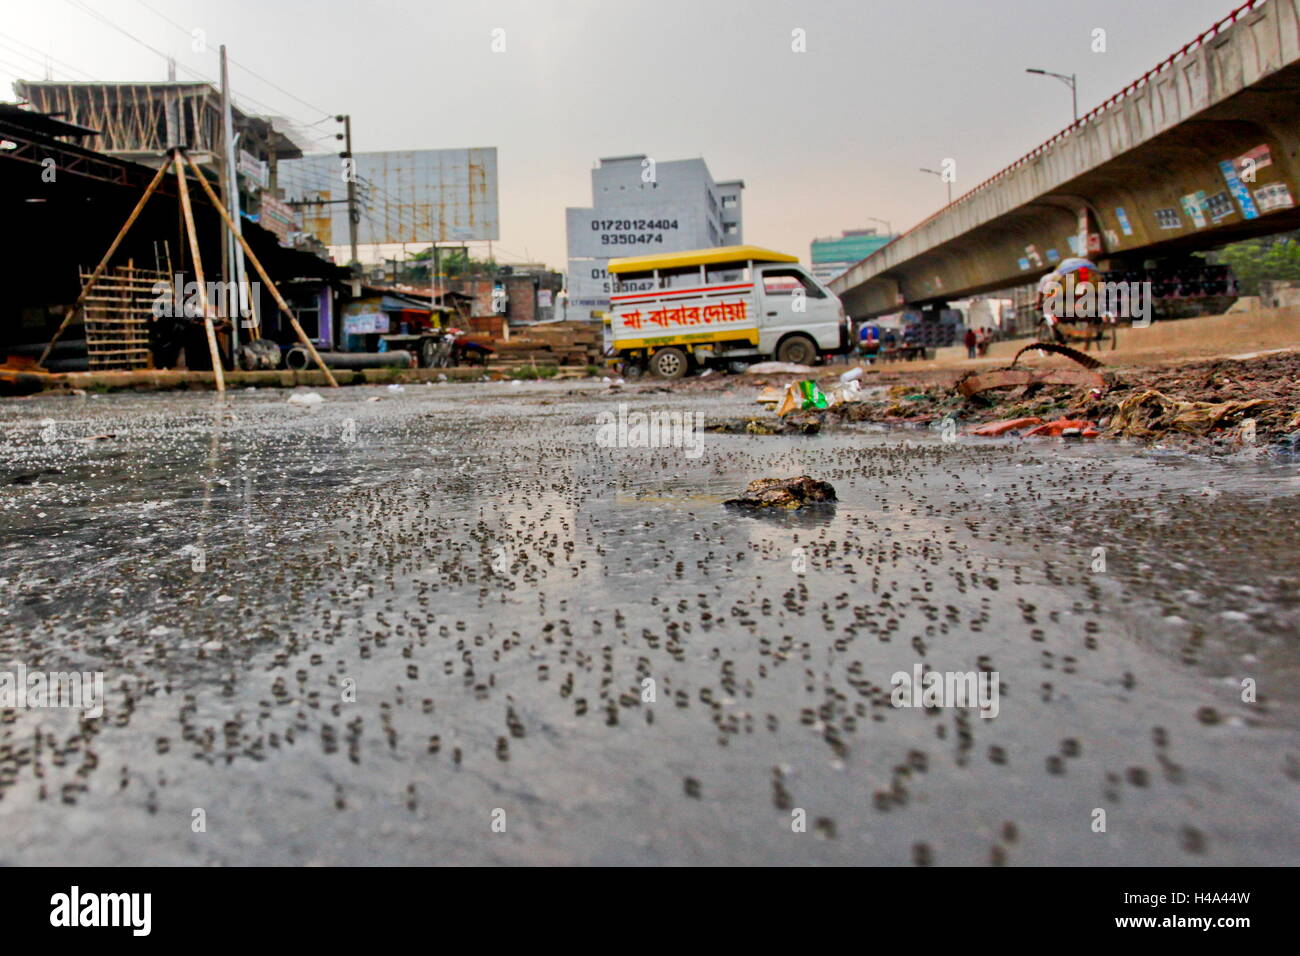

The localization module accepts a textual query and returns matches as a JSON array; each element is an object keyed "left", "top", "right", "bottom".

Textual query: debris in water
[
  {"left": 968, "top": 417, "right": 1044, "bottom": 436},
  {"left": 705, "top": 418, "right": 820, "bottom": 435},
  {"left": 1023, "top": 418, "right": 1097, "bottom": 438},
  {"left": 724, "top": 475, "right": 837, "bottom": 509}
]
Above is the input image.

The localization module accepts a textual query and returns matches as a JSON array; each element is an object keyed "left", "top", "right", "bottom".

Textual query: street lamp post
[
  {"left": 1025, "top": 68, "right": 1078, "bottom": 123},
  {"left": 865, "top": 216, "right": 892, "bottom": 237},
  {"left": 919, "top": 168, "right": 952, "bottom": 205}
]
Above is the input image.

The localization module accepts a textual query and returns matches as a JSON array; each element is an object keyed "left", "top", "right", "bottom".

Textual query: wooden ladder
[{"left": 79, "top": 263, "right": 162, "bottom": 371}]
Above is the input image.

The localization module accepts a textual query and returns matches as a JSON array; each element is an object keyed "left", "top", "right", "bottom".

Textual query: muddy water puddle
[{"left": 0, "top": 383, "right": 1296, "bottom": 864}]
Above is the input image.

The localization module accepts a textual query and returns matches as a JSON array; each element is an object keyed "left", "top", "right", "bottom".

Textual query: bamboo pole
[
  {"left": 183, "top": 151, "right": 339, "bottom": 387},
  {"left": 37, "top": 159, "right": 170, "bottom": 367},
  {"left": 174, "top": 152, "right": 226, "bottom": 393}
]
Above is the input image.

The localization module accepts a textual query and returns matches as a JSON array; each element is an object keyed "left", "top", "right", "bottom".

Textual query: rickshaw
[{"left": 1035, "top": 258, "right": 1118, "bottom": 351}]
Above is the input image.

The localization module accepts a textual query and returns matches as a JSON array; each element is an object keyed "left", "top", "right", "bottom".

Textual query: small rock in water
[{"left": 723, "top": 476, "right": 837, "bottom": 510}]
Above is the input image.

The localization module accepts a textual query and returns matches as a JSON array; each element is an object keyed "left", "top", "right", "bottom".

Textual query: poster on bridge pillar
[
  {"left": 1219, "top": 160, "right": 1260, "bottom": 220},
  {"left": 1180, "top": 191, "right": 1208, "bottom": 229},
  {"left": 1253, "top": 182, "right": 1294, "bottom": 213}
]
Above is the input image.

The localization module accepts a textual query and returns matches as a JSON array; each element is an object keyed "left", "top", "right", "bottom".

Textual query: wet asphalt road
[{"left": 0, "top": 380, "right": 1297, "bottom": 865}]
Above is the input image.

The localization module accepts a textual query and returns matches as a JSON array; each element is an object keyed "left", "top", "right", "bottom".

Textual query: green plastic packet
[
  {"left": 798, "top": 380, "right": 829, "bottom": 410},
  {"left": 777, "top": 380, "right": 830, "bottom": 416}
]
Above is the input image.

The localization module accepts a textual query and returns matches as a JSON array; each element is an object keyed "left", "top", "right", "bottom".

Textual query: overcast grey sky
[{"left": 2, "top": 0, "right": 1240, "bottom": 267}]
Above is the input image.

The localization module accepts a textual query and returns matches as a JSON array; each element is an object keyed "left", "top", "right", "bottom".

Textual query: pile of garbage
[
  {"left": 717, "top": 351, "right": 1300, "bottom": 451},
  {"left": 758, "top": 368, "right": 866, "bottom": 416},
  {"left": 1105, "top": 389, "right": 1271, "bottom": 439}
]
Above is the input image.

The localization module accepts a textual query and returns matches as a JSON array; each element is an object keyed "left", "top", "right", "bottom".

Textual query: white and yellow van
[{"left": 606, "top": 245, "right": 850, "bottom": 378}]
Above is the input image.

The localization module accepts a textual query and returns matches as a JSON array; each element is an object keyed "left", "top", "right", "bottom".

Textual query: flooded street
[{"left": 1, "top": 381, "right": 1297, "bottom": 865}]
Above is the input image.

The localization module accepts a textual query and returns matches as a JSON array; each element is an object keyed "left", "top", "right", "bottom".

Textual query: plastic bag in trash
[
  {"left": 776, "top": 380, "right": 829, "bottom": 416},
  {"left": 825, "top": 379, "right": 862, "bottom": 406}
]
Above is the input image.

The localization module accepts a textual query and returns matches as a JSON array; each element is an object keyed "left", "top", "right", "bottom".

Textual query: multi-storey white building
[{"left": 565, "top": 155, "right": 743, "bottom": 315}]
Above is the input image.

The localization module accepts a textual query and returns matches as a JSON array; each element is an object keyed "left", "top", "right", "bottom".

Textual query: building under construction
[
  {"left": 15, "top": 80, "right": 312, "bottom": 245},
  {"left": 15, "top": 80, "right": 302, "bottom": 171},
  {"left": 0, "top": 94, "right": 345, "bottom": 379}
]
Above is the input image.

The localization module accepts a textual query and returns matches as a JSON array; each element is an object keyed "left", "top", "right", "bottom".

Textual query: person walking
[{"left": 964, "top": 326, "right": 977, "bottom": 359}]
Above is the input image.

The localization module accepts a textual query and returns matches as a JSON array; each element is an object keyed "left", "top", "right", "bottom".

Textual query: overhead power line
[
  {"left": 56, "top": 0, "right": 319, "bottom": 129},
  {"left": 0, "top": 30, "right": 100, "bottom": 81},
  {"left": 131, "top": 0, "right": 334, "bottom": 122}
]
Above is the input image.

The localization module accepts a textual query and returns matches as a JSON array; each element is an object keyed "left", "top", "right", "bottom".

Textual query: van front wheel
[
  {"left": 776, "top": 334, "right": 817, "bottom": 366},
  {"left": 649, "top": 347, "right": 689, "bottom": 380}
]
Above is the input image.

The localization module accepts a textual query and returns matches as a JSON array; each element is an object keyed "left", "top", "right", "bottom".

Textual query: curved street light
[
  {"left": 1026, "top": 68, "right": 1079, "bottom": 123},
  {"left": 919, "top": 168, "right": 952, "bottom": 205},
  {"left": 865, "top": 216, "right": 892, "bottom": 237}
]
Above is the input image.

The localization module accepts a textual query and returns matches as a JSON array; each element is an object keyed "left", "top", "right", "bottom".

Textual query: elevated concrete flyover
[{"left": 832, "top": 0, "right": 1300, "bottom": 318}]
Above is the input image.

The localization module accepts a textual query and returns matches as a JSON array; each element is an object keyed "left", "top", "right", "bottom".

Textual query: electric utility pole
[{"left": 338, "top": 114, "right": 360, "bottom": 274}]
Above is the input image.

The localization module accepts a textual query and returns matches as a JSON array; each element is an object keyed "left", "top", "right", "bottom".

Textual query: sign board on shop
[
  {"left": 239, "top": 149, "right": 268, "bottom": 189},
  {"left": 343, "top": 313, "right": 390, "bottom": 335},
  {"left": 259, "top": 195, "right": 298, "bottom": 243}
]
